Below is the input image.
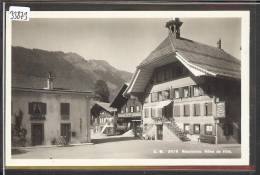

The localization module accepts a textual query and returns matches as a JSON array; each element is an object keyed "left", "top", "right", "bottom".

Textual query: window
[
  {"left": 204, "top": 102, "right": 213, "bottom": 116},
  {"left": 125, "top": 107, "right": 129, "bottom": 113},
  {"left": 29, "top": 102, "right": 47, "bottom": 116},
  {"left": 61, "top": 103, "right": 70, "bottom": 115},
  {"left": 184, "top": 104, "right": 190, "bottom": 116},
  {"left": 151, "top": 92, "right": 158, "bottom": 102},
  {"left": 130, "top": 106, "right": 134, "bottom": 113},
  {"left": 136, "top": 106, "right": 140, "bottom": 112},
  {"left": 205, "top": 124, "right": 213, "bottom": 135},
  {"left": 194, "top": 104, "right": 201, "bottom": 116},
  {"left": 144, "top": 108, "right": 149, "bottom": 118},
  {"left": 151, "top": 108, "right": 156, "bottom": 118},
  {"left": 183, "top": 87, "right": 190, "bottom": 98},
  {"left": 121, "top": 107, "right": 125, "bottom": 113},
  {"left": 193, "top": 85, "right": 200, "bottom": 96},
  {"left": 193, "top": 124, "right": 200, "bottom": 134},
  {"left": 184, "top": 124, "right": 190, "bottom": 133},
  {"left": 162, "top": 90, "right": 170, "bottom": 100},
  {"left": 174, "top": 89, "right": 180, "bottom": 99},
  {"left": 173, "top": 105, "right": 180, "bottom": 117}
]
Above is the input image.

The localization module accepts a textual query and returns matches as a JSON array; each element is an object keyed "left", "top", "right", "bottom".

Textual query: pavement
[{"left": 12, "top": 135, "right": 241, "bottom": 159}]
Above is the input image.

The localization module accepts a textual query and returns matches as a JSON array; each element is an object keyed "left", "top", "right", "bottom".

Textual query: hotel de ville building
[{"left": 125, "top": 18, "right": 241, "bottom": 144}]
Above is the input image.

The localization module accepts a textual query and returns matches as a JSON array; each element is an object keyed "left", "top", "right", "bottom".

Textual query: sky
[{"left": 12, "top": 18, "right": 241, "bottom": 73}]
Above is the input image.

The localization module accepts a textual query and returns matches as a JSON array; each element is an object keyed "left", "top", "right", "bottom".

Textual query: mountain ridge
[{"left": 12, "top": 46, "right": 133, "bottom": 101}]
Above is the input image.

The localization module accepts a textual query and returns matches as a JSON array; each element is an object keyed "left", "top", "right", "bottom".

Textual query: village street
[{"left": 12, "top": 135, "right": 241, "bottom": 159}]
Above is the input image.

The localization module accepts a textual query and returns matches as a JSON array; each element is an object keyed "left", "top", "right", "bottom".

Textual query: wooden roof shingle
[{"left": 138, "top": 34, "right": 240, "bottom": 79}]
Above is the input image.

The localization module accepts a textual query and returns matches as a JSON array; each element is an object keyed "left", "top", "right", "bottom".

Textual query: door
[
  {"left": 157, "top": 125, "right": 163, "bottom": 140},
  {"left": 31, "top": 123, "right": 44, "bottom": 146},
  {"left": 61, "top": 123, "right": 71, "bottom": 143}
]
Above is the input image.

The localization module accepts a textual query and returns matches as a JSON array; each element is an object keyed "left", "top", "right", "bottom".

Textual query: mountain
[{"left": 12, "top": 46, "right": 133, "bottom": 101}]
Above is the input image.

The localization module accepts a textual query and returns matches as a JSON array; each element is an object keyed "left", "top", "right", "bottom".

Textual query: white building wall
[{"left": 12, "top": 90, "right": 91, "bottom": 146}]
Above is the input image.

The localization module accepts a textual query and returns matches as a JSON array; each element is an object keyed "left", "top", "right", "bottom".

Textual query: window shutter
[
  {"left": 179, "top": 87, "right": 183, "bottom": 98},
  {"left": 193, "top": 104, "right": 196, "bottom": 116},
  {"left": 208, "top": 103, "right": 212, "bottom": 115},
  {"left": 190, "top": 86, "right": 194, "bottom": 97},
  {"left": 200, "top": 124, "right": 204, "bottom": 134},
  {"left": 172, "top": 88, "right": 176, "bottom": 99},
  {"left": 157, "top": 108, "right": 162, "bottom": 118},
  {"left": 184, "top": 104, "right": 190, "bottom": 116},
  {"left": 187, "top": 87, "right": 190, "bottom": 97},
  {"left": 199, "top": 86, "right": 204, "bottom": 96},
  {"left": 174, "top": 105, "right": 180, "bottom": 117},
  {"left": 42, "top": 103, "right": 47, "bottom": 114},
  {"left": 204, "top": 103, "right": 207, "bottom": 116},
  {"left": 198, "top": 104, "right": 201, "bottom": 116},
  {"left": 28, "top": 102, "right": 33, "bottom": 114},
  {"left": 190, "top": 124, "right": 194, "bottom": 134},
  {"left": 196, "top": 104, "right": 201, "bottom": 116}
]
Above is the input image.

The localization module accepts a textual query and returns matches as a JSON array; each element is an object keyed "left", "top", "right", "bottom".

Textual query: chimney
[
  {"left": 217, "top": 39, "right": 222, "bottom": 49},
  {"left": 166, "top": 18, "right": 183, "bottom": 39},
  {"left": 47, "top": 72, "right": 55, "bottom": 90}
]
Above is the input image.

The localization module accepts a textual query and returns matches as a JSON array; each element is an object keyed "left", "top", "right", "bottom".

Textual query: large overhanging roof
[
  {"left": 92, "top": 101, "right": 117, "bottom": 113},
  {"left": 126, "top": 32, "right": 241, "bottom": 94}
]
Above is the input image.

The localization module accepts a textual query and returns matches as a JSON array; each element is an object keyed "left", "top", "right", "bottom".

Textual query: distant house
[
  {"left": 125, "top": 18, "right": 241, "bottom": 144},
  {"left": 91, "top": 101, "right": 117, "bottom": 136},
  {"left": 110, "top": 83, "right": 142, "bottom": 135},
  {"left": 12, "top": 73, "right": 94, "bottom": 146}
]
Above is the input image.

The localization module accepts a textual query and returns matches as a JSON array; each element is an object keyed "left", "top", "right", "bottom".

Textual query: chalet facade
[
  {"left": 91, "top": 101, "right": 117, "bottom": 136},
  {"left": 125, "top": 18, "right": 241, "bottom": 144},
  {"left": 12, "top": 74, "right": 93, "bottom": 146},
  {"left": 110, "top": 83, "right": 142, "bottom": 135}
]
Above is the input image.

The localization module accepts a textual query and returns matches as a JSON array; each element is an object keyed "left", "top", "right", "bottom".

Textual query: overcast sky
[{"left": 12, "top": 18, "right": 241, "bottom": 73}]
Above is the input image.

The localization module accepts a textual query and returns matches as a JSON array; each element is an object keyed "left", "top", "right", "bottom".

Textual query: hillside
[{"left": 12, "top": 46, "right": 133, "bottom": 101}]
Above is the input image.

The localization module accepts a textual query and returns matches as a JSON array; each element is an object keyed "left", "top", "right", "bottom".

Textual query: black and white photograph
[{"left": 4, "top": 11, "right": 250, "bottom": 166}]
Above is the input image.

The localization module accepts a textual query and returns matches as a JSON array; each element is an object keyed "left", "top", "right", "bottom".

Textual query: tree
[{"left": 94, "top": 80, "right": 110, "bottom": 102}]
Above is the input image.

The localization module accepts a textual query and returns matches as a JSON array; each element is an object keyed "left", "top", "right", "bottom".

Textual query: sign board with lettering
[{"left": 216, "top": 101, "right": 225, "bottom": 118}]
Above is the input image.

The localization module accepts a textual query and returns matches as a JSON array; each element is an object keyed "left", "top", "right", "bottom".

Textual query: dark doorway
[
  {"left": 31, "top": 123, "right": 44, "bottom": 146},
  {"left": 61, "top": 123, "right": 71, "bottom": 143},
  {"left": 156, "top": 125, "right": 163, "bottom": 140}
]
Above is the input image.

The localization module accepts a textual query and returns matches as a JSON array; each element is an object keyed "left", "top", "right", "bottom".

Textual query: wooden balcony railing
[{"left": 118, "top": 112, "right": 142, "bottom": 118}]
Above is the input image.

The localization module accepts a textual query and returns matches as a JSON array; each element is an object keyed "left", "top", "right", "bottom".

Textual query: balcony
[
  {"left": 118, "top": 112, "right": 142, "bottom": 118},
  {"left": 30, "top": 115, "right": 46, "bottom": 121}
]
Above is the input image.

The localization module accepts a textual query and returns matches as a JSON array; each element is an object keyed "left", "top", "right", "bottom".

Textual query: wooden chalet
[
  {"left": 110, "top": 83, "right": 142, "bottom": 136},
  {"left": 91, "top": 101, "right": 117, "bottom": 136}
]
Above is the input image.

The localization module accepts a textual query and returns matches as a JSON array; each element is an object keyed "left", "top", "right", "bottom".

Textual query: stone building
[{"left": 12, "top": 73, "right": 93, "bottom": 146}]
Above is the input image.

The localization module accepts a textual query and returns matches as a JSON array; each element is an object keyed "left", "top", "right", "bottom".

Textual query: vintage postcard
[{"left": 4, "top": 11, "right": 250, "bottom": 167}]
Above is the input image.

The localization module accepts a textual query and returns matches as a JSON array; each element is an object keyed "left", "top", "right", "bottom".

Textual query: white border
[{"left": 5, "top": 11, "right": 250, "bottom": 167}]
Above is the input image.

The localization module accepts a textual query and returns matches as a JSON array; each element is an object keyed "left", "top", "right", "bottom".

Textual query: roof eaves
[
  {"left": 110, "top": 83, "right": 128, "bottom": 107},
  {"left": 176, "top": 52, "right": 217, "bottom": 77},
  {"left": 125, "top": 69, "right": 141, "bottom": 95}
]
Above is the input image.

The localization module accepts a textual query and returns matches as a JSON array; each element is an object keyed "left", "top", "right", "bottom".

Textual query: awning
[{"left": 155, "top": 100, "right": 173, "bottom": 108}]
